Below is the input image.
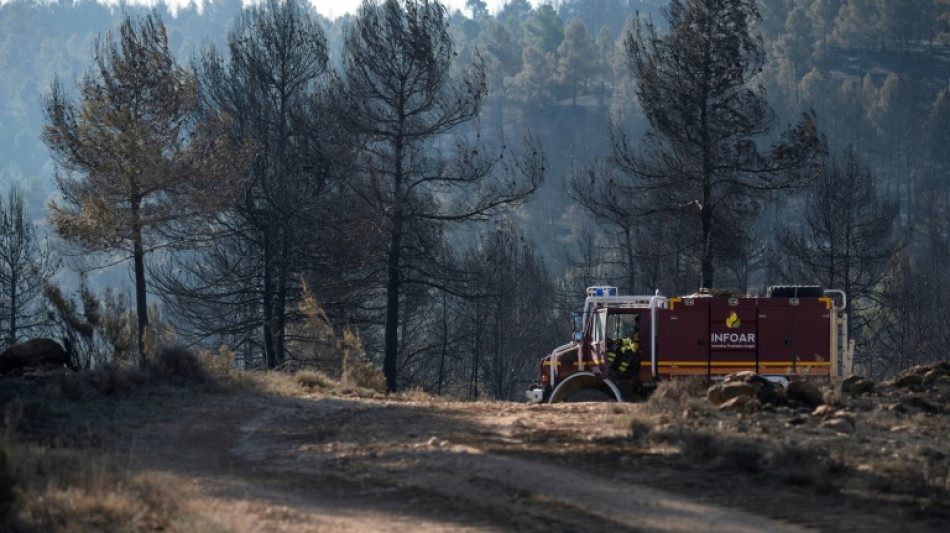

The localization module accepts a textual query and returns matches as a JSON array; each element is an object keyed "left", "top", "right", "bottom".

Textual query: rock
[
  {"left": 840, "top": 375, "right": 875, "bottom": 395},
  {"left": 708, "top": 381, "right": 758, "bottom": 405},
  {"left": 811, "top": 405, "right": 833, "bottom": 417},
  {"left": 787, "top": 380, "right": 825, "bottom": 407},
  {"left": 787, "top": 416, "right": 807, "bottom": 426},
  {"left": 719, "top": 395, "right": 760, "bottom": 412},
  {"left": 821, "top": 417, "right": 855, "bottom": 433},
  {"left": 899, "top": 396, "right": 939, "bottom": 414},
  {"left": 0, "top": 338, "right": 69, "bottom": 375},
  {"left": 724, "top": 371, "right": 758, "bottom": 383},
  {"left": 894, "top": 373, "right": 924, "bottom": 389},
  {"left": 922, "top": 370, "right": 950, "bottom": 389},
  {"left": 709, "top": 372, "right": 786, "bottom": 406}
]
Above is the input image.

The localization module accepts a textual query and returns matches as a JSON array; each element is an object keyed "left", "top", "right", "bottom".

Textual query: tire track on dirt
[{"left": 232, "top": 396, "right": 811, "bottom": 533}]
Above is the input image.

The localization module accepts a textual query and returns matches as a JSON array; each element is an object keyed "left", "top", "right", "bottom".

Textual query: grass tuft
[{"left": 294, "top": 370, "right": 334, "bottom": 390}]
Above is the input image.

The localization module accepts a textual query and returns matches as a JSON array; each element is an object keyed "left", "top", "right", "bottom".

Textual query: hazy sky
[
  {"left": 310, "top": 0, "right": 509, "bottom": 19},
  {"left": 0, "top": 0, "right": 513, "bottom": 19}
]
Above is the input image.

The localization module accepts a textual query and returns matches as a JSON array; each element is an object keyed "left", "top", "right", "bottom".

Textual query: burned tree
[
  {"left": 599, "top": 0, "right": 824, "bottom": 290},
  {"left": 336, "top": 0, "right": 543, "bottom": 391},
  {"left": 42, "top": 11, "right": 242, "bottom": 365}
]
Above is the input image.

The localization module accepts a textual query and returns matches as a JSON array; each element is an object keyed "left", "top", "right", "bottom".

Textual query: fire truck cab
[{"left": 527, "top": 286, "right": 853, "bottom": 403}]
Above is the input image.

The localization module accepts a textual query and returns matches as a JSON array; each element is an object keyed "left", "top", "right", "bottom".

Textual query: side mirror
[{"left": 572, "top": 312, "right": 582, "bottom": 332}]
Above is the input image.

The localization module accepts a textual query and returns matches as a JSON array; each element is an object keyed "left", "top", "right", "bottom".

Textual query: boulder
[
  {"left": 718, "top": 395, "right": 760, "bottom": 412},
  {"left": 708, "top": 372, "right": 786, "bottom": 406},
  {"left": 893, "top": 373, "right": 924, "bottom": 389},
  {"left": 708, "top": 381, "right": 758, "bottom": 406},
  {"left": 786, "top": 380, "right": 825, "bottom": 407},
  {"left": 821, "top": 417, "right": 855, "bottom": 434},
  {"left": 840, "top": 375, "right": 875, "bottom": 395},
  {"left": 0, "top": 339, "right": 68, "bottom": 374}
]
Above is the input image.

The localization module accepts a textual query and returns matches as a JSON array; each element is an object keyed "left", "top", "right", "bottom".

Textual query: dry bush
[
  {"left": 711, "top": 440, "right": 763, "bottom": 473},
  {"left": 149, "top": 346, "right": 209, "bottom": 384},
  {"left": 0, "top": 402, "right": 214, "bottom": 533},
  {"left": 341, "top": 329, "right": 386, "bottom": 393},
  {"left": 225, "top": 371, "right": 316, "bottom": 398},
  {"left": 199, "top": 345, "right": 236, "bottom": 378},
  {"left": 647, "top": 377, "right": 709, "bottom": 413},
  {"left": 292, "top": 284, "right": 345, "bottom": 379},
  {"left": 767, "top": 445, "right": 839, "bottom": 492},
  {"left": 395, "top": 387, "right": 431, "bottom": 402},
  {"left": 9, "top": 447, "right": 186, "bottom": 532},
  {"left": 677, "top": 430, "right": 723, "bottom": 463},
  {"left": 294, "top": 370, "right": 334, "bottom": 391},
  {"left": 615, "top": 414, "right": 656, "bottom": 442},
  {"left": 58, "top": 364, "right": 147, "bottom": 401}
]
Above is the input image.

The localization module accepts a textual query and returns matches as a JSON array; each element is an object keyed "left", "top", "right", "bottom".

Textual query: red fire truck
[{"left": 527, "top": 286, "right": 853, "bottom": 403}]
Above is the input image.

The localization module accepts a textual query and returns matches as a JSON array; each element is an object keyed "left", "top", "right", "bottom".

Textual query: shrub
[
  {"left": 149, "top": 346, "right": 209, "bottom": 384},
  {"left": 678, "top": 431, "right": 723, "bottom": 463},
  {"left": 58, "top": 364, "right": 146, "bottom": 401},
  {"left": 396, "top": 387, "right": 430, "bottom": 402},
  {"left": 648, "top": 377, "right": 707, "bottom": 409},
  {"left": 767, "top": 445, "right": 839, "bottom": 492},
  {"left": 199, "top": 345, "right": 235, "bottom": 378},
  {"left": 340, "top": 329, "right": 386, "bottom": 393},
  {"left": 711, "top": 440, "right": 764, "bottom": 473},
  {"left": 294, "top": 370, "right": 333, "bottom": 390},
  {"left": 615, "top": 414, "right": 655, "bottom": 442}
]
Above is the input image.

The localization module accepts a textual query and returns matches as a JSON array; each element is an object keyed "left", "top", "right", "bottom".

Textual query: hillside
[{"left": 2, "top": 360, "right": 949, "bottom": 532}]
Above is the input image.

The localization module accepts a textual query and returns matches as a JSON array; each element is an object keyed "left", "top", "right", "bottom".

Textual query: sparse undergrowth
[
  {"left": 0, "top": 341, "right": 398, "bottom": 532},
  {"left": 3, "top": 355, "right": 950, "bottom": 531},
  {"left": 606, "top": 364, "right": 950, "bottom": 524}
]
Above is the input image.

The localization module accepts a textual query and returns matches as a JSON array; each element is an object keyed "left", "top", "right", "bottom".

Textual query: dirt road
[{"left": 122, "top": 391, "right": 926, "bottom": 532}]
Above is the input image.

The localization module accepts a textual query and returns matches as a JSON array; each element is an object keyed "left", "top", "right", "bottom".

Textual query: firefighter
[{"left": 608, "top": 315, "right": 640, "bottom": 378}]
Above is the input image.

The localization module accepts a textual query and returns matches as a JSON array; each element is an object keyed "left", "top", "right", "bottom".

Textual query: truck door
[
  {"left": 757, "top": 298, "right": 832, "bottom": 376},
  {"left": 757, "top": 300, "right": 796, "bottom": 375},
  {"left": 587, "top": 308, "right": 609, "bottom": 376},
  {"left": 708, "top": 298, "right": 758, "bottom": 376},
  {"left": 791, "top": 299, "right": 833, "bottom": 375},
  {"left": 657, "top": 298, "right": 709, "bottom": 377}
]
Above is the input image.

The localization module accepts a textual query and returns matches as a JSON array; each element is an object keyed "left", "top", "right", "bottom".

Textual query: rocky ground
[{"left": 2, "top": 361, "right": 950, "bottom": 532}]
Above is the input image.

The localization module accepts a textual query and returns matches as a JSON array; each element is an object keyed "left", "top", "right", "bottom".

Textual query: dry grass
[
  {"left": 0, "top": 404, "right": 216, "bottom": 533},
  {"left": 0, "top": 338, "right": 395, "bottom": 532},
  {"left": 394, "top": 387, "right": 432, "bottom": 402},
  {"left": 198, "top": 345, "right": 236, "bottom": 379},
  {"left": 340, "top": 330, "right": 387, "bottom": 393},
  {"left": 646, "top": 377, "right": 711, "bottom": 415},
  {"left": 294, "top": 370, "right": 334, "bottom": 390}
]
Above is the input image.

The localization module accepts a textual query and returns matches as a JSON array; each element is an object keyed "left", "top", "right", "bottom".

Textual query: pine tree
[
  {"left": 611, "top": 0, "right": 824, "bottom": 289},
  {"left": 42, "top": 11, "right": 243, "bottom": 365}
]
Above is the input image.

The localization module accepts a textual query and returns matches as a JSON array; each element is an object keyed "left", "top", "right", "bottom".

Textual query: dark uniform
[{"left": 608, "top": 320, "right": 640, "bottom": 379}]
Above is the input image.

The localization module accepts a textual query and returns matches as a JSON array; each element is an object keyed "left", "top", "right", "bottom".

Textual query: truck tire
[
  {"left": 549, "top": 372, "right": 622, "bottom": 403},
  {"left": 565, "top": 387, "right": 614, "bottom": 402}
]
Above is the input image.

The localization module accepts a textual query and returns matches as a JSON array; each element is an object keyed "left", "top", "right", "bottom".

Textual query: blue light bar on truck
[{"left": 586, "top": 286, "right": 618, "bottom": 297}]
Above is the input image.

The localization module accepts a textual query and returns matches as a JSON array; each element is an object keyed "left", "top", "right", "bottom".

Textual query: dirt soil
[{"left": 5, "top": 368, "right": 950, "bottom": 532}]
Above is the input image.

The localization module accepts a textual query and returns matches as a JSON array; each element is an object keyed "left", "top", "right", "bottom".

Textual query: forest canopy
[{"left": 2, "top": 0, "right": 950, "bottom": 391}]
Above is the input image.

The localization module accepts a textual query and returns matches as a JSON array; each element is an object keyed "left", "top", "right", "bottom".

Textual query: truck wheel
[{"left": 565, "top": 387, "right": 613, "bottom": 402}]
